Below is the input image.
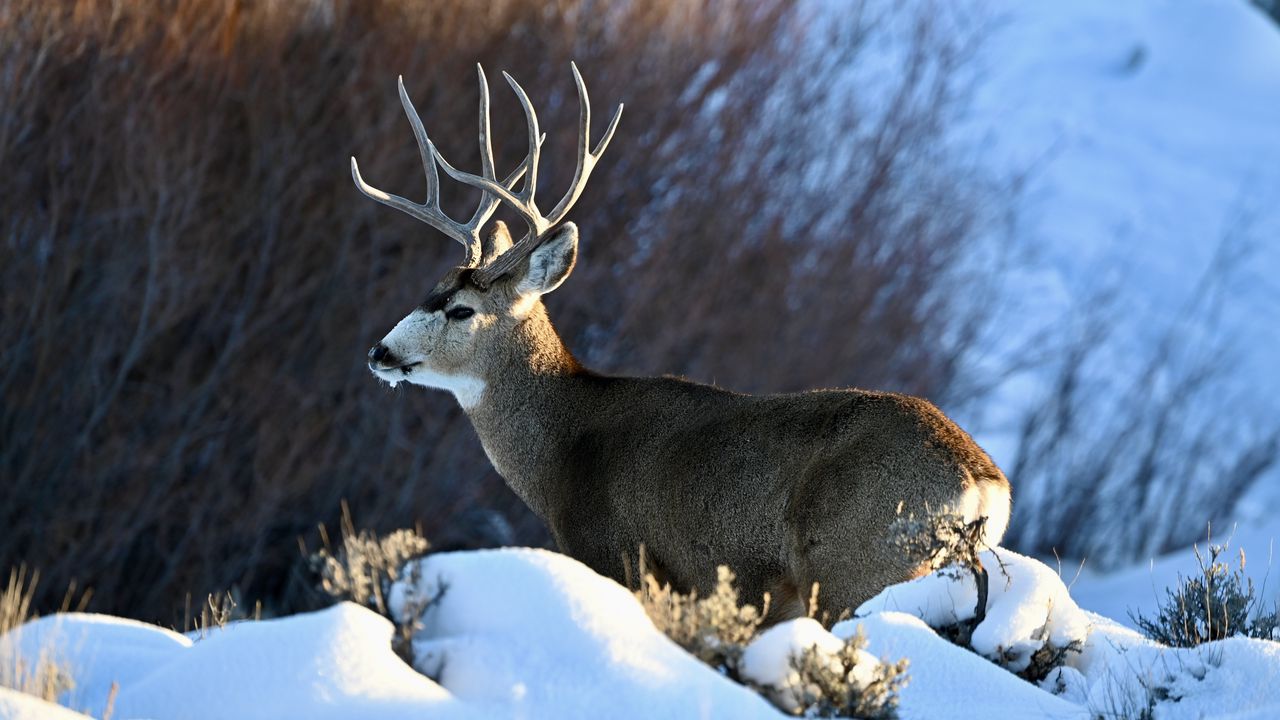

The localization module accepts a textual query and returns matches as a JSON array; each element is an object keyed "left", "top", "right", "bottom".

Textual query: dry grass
[
  {"left": 1, "top": 0, "right": 998, "bottom": 621},
  {"left": 0, "top": 567, "right": 79, "bottom": 703}
]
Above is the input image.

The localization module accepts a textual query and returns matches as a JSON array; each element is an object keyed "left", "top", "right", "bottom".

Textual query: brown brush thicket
[{"left": 0, "top": 0, "right": 998, "bottom": 622}]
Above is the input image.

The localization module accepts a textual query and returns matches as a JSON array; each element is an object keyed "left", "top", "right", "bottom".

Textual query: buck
[{"left": 353, "top": 64, "right": 1011, "bottom": 620}]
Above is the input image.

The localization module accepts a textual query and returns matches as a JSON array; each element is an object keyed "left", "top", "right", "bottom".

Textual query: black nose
[{"left": 368, "top": 344, "right": 390, "bottom": 363}]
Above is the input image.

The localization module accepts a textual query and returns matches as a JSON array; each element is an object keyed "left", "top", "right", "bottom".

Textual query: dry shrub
[
  {"left": 638, "top": 565, "right": 768, "bottom": 671},
  {"left": 639, "top": 566, "right": 907, "bottom": 717},
  {"left": 181, "top": 587, "right": 263, "bottom": 640},
  {"left": 1, "top": 0, "right": 999, "bottom": 621},
  {"left": 1131, "top": 542, "right": 1279, "bottom": 648},
  {"left": 309, "top": 505, "right": 430, "bottom": 616},
  {"left": 784, "top": 627, "right": 909, "bottom": 720}
]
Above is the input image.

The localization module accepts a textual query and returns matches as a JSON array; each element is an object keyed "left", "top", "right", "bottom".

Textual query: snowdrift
[{"left": 4, "top": 547, "right": 1279, "bottom": 719}]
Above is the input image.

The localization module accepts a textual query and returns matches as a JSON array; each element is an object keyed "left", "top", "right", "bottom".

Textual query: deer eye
[{"left": 445, "top": 306, "right": 475, "bottom": 321}]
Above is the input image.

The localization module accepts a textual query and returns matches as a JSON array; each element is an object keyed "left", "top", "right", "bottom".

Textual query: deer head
[{"left": 353, "top": 64, "right": 622, "bottom": 406}]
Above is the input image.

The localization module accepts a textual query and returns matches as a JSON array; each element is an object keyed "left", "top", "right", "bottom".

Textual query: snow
[
  {"left": 0, "top": 689, "right": 89, "bottom": 720},
  {"left": 0, "top": 550, "right": 781, "bottom": 719},
  {"left": 857, "top": 548, "right": 1091, "bottom": 674},
  {"left": 389, "top": 548, "right": 781, "bottom": 717},
  {"left": 841, "top": 613, "right": 1084, "bottom": 720},
  {"left": 1069, "top": 612, "right": 1280, "bottom": 719},
  {"left": 0, "top": 614, "right": 191, "bottom": 717},
  {"left": 4, "top": 546, "right": 1278, "bottom": 719},
  {"left": 4, "top": 605, "right": 455, "bottom": 720}
]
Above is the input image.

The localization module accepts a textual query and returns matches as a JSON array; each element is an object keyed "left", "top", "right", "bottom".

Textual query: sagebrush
[
  {"left": 638, "top": 567, "right": 908, "bottom": 717},
  {"left": 1131, "top": 543, "right": 1279, "bottom": 648},
  {"left": 308, "top": 516, "right": 432, "bottom": 662},
  {"left": 638, "top": 566, "right": 769, "bottom": 672},
  {"left": 783, "top": 627, "right": 909, "bottom": 720},
  {"left": 309, "top": 508, "right": 431, "bottom": 616}
]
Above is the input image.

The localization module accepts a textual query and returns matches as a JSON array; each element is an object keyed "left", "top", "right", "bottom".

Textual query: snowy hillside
[
  {"left": 958, "top": 0, "right": 1280, "bottom": 513},
  {"left": 4, "top": 547, "right": 1279, "bottom": 719}
]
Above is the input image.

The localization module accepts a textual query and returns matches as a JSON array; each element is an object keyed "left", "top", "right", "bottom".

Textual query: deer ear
[{"left": 515, "top": 223, "right": 578, "bottom": 297}]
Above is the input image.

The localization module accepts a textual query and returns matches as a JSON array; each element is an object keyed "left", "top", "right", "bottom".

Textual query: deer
[{"left": 352, "top": 64, "right": 1012, "bottom": 622}]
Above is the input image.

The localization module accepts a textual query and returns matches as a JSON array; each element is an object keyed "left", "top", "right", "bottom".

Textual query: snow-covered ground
[{"left": 4, "top": 546, "right": 1278, "bottom": 719}]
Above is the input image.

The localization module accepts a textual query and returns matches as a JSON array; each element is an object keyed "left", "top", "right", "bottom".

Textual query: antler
[
  {"left": 432, "top": 62, "right": 623, "bottom": 287},
  {"left": 351, "top": 66, "right": 528, "bottom": 267}
]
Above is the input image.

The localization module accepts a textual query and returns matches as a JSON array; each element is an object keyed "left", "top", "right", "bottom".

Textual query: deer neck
[{"left": 463, "top": 306, "right": 586, "bottom": 517}]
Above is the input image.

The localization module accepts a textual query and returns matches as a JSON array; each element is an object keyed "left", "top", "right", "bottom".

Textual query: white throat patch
[{"left": 407, "top": 368, "right": 487, "bottom": 409}]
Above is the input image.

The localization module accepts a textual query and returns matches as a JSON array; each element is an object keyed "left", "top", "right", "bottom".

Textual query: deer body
[{"left": 354, "top": 66, "right": 1011, "bottom": 620}]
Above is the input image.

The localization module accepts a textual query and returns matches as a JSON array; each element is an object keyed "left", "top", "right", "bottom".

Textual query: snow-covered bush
[
  {"left": 859, "top": 547, "right": 1090, "bottom": 683},
  {"left": 1131, "top": 543, "right": 1279, "bottom": 648},
  {"left": 887, "top": 511, "right": 1087, "bottom": 682},
  {"left": 891, "top": 512, "right": 990, "bottom": 645},
  {"left": 739, "top": 619, "right": 908, "bottom": 719},
  {"left": 638, "top": 566, "right": 909, "bottom": 717}
]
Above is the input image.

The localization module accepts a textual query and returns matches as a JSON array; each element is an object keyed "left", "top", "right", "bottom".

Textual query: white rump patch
[
  {"left": 957, "top": 482, "right": 1011, "bottom": 549},
  {"left": 979, "top": 483, "right": 1011, "bottom": 547}
]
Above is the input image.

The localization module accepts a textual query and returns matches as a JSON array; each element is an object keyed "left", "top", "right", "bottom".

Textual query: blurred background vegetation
[{"left": 3, "top": 0, "right": 1273, "bottom": 624}]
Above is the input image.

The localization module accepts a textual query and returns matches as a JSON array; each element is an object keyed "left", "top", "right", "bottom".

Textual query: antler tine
[
  {"left": 351, "top": 72, "right": 530, "bottom": 268},
  {"left": 546, "top": 61, "right": 624, "bottom": 226},
  {"left": 460, "top": 65, "right": 525, "bottom": 235},
  {"left": 398, "top": 76, "right": 441, "bottom": 219},
  {"left": 434, "top": 72, "right": 548, "bottom": 242},
  {"left": 505, "top": 71, "right": 544, "bottom": 213}
]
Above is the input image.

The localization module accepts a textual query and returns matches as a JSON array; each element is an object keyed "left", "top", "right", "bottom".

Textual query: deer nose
[{"left": 368, "top": 344, "right": 391, "bottom": 364}]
